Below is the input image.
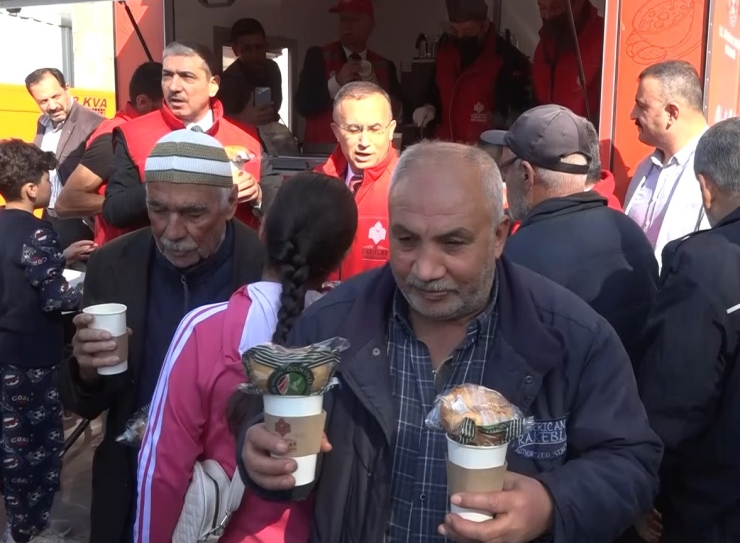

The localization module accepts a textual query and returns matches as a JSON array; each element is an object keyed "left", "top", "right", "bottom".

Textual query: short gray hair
[
  {"left": 694, "top": 118, "right": 740, "bottom": 197},
  {"left": 162, "top": 41, "right": 217, "bottom": 77},
  {"left": 333, "top": 81, "right": 392, "bottom": 115},
  {"left": 390, "top": 140, "right": 504, "bottom": 223},
  {"left": 639, "top": 60, "right": 703, "bottom": 112},
  {"left": 530, "top": 153, "right": 588, "bottom": 189},
  {"left": 582, "top": 118, "right": 602, "bottom": 183}
]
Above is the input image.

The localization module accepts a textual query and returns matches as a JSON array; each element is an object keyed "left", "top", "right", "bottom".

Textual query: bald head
[
  {"left": 390, "top": 141, "right": 504, "bottom": 225},
  {"left": 388, "top": 141, "right": 509, "bottom": 323}
]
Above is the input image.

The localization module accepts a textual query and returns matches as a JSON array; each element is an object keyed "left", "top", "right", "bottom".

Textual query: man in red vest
[
  {"left": 315, "top": 81, "right": 397, "bottom": 279},
  {"left": 55, "top": 62, "right": 163, "bottom": 246},
  {"left": 104, "top": 41, "right": 280, "bottom": 237},
  {"left": 295, "top": 0, "right": 402, "bottom": 147},
  {"left": 413, "top": 0, "right": 532, "bottom": 143},
  {"left": 532, "top": 0, "right": 604, "bottom": 126}
]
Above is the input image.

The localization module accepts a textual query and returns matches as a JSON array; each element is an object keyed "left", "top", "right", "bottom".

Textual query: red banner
[{"left": 705, "top": 0, "right": 740, "bottom": 123}]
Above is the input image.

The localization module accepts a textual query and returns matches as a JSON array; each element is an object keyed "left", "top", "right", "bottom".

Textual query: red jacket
[
  {"left": 89, "top": 103, "right": 140, "bottom": 246},
  {"left": 532, "top": 3, "right": 604, "bottom": 120},
  {"left": 436, "top": 24, "right": 503, "bottom": 143},
  {"left": 304, "top": 42, "right": 392, "bottom": 145},
  {"left": 593, "top": 170, "right": 623, "bottom": 212},
  {"left": 116, "top": 100, "right": 262, "bottom": 237},
  {"left": 315, "top": 145, "right": 398, "bottom": 280}
]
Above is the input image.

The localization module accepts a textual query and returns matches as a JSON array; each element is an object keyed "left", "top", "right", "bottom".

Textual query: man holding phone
[{"left": 218, "top": 18, "right": 283, "bottom": 127}]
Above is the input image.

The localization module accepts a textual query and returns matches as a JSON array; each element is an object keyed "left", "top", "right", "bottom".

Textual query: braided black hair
[
  {"left": 263, "top": 171, "right": 358, "bottom": 345},
  {"left": 226, "top": 171, "right": 358, "bottom": 434}
]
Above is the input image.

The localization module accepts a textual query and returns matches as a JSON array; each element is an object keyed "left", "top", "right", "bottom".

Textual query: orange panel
[
  {"left": 113, "top": 0, "right": 165, "bottom": 106},
  {"left": 703, "top": 0, "right": 740, "bottom": 123},
  {"left": 601, "top": 0, "right": 710, "bottom": 201}
]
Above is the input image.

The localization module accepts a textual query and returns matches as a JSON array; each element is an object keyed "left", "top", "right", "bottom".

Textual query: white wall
[
  {"left": 0, "top": 11, "right": 64, "bottom": 84},
  {"left": 0, "top": 2, "right": 114, "bottom": 90}
]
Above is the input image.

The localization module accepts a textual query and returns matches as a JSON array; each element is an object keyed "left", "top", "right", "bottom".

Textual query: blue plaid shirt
[{"left": 386, "top": 278, "right": 500, "bottom": 543}]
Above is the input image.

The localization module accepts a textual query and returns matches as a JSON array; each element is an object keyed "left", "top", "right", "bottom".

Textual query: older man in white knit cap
[{"left": 64, "top": 129, "right": 265, "bottom": 543}]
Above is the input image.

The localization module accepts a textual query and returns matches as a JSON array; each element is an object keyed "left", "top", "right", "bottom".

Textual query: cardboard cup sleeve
[
  {"left": 447, "top": 435, "right": 508, "bottom": 522},
  {"left": 263, "top": 394, "right": 326, "bottom": 486}
]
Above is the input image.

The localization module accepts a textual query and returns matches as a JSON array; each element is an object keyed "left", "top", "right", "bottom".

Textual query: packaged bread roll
[
  {"left": 240, "top": 337, "right": 349, "bottom": 396},
  {"left": 425, "top": 384, "right": 533, "bottom": 446}
]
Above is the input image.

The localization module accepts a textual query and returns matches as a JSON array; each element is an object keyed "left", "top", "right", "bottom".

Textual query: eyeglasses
[{"left": 333, "top": 122, "right": 393, "bottom": 138}]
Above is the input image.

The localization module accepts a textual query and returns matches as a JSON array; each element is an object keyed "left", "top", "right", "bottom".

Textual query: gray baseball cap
[
  {"left": 479, "top": 129, "right": 508, "bottom": 146},
  {"left": 503, "top": 105, "right": 592, "bottom": 175}
]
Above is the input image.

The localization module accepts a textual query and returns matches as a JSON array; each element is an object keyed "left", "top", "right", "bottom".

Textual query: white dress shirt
[
  {"left": 625, "top": 129, "right": 710, "bottom": 266},
  {"left": 328, "top": 48, "right": 368, "bottom": 99},
  {"left": 39, "top": 116, "right": 65, "bottom": 211},
  {"left": 185, "top": 109, "right": 215, "bottom": 132}
]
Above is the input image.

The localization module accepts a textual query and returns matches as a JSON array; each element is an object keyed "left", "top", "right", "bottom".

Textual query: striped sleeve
[{"left": 134, "top": 302, "right": 228, "bottom": 543}]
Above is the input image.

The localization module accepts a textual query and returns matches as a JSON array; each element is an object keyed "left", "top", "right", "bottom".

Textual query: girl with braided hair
[{"left": 133, "top": 172, "right": 357, "bottom": 543}]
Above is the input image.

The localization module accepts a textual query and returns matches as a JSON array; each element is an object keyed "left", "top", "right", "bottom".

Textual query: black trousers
[{"left": 1, "top": 365, "right": 64, "bottom": 542}]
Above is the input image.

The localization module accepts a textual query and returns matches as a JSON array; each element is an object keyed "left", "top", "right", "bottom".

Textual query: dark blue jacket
[
  {"left": 639, "top": 207, "right": 740, "bottom": 542},
  {"left": 504, "top": 192, "right": 658, "bottom": 371},
  {"left": 239, "top": 258, "right": 663, "bottom": 543},
  {"left": 0, "top": 209, "right": 81, "bottom": 367}
]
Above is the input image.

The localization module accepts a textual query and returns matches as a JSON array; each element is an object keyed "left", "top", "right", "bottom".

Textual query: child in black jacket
[{"left": 0, "top": 139, "right": 95, "bottom": 543}]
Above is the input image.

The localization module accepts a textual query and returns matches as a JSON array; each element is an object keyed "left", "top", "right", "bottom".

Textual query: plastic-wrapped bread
[
  {"left": 426, "top": 384, "right": 534, "bottom": 446},
  {"left": 240, "top": 337, "right": 350, "bottom": 396}
]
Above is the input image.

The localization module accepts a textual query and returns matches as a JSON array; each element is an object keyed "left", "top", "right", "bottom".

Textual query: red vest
[
  {"left": 435, "top": 25, "right": 503, "bottom": 143},
  {"left": 116, "top": 99, "right": 263, "bottom": 238},
  {"left": 303, "top": 42, "right": 392, "bottom": 145},
  {"left": 90, "top": 103, "right": 140, "bottom": 246},
  {"left": 532, "top": 4, "right": 604, "bottom": 120},
  {"left": 315, "top": 145, "right": 398, "bottom": 280}
]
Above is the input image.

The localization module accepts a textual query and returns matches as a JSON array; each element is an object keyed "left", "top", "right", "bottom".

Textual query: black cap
[
  {"left": 504, "top": 105, "right": 592, "bottom": 175},
  {"left": 446, "top": 0, "right": 489, "bottom": 22}
]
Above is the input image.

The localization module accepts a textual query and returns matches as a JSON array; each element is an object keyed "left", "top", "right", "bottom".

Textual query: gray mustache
[
  {"left": 159, "top": 238, "right": 198, "bottom": 252},
  {"left": 405, "top": 275, "right": 456, "bottom": 292}
]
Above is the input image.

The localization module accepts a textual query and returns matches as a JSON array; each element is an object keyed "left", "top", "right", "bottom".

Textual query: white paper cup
[
  {"left": 263, "top": 395, "right": 324, "bottom": 486},
  {"left": 447, "top": 435, "right": 508, "bottom": 522},
  {"left": 83, "top": 303, "right": 128, "bottom": 376}
]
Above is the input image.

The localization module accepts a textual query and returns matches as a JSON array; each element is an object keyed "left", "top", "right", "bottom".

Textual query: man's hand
[
  {"left": 242, "top": 423, "right": 332, "bottom": 490},
  {"left": 72, "top": 313, "right": 132, "bottom": 382},
  {"left": 63, "top": 240, "right": 97, "bottom": 264},
  {"left": 635, "top": 509, "right": 662, "bottom": 543},
  {"left": 234, "top": 171, "right": 262, "bottom": 204},
  {"left": 439, "top": 472, "right": 554, "bottom": 543},
  {"left": 239, "top": 92, "right": 276, "bottom": 126},
  {"left": 336, "top": 60, "right": 362, "bottom": 87}
]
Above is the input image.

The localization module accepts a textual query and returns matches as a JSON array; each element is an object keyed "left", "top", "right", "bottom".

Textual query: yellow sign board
[{"left": 0, "top": 84, "right": 115, "bottom": 215}]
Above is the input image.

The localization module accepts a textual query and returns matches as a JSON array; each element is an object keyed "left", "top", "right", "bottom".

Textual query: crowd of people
[{"left": 0, "top": 0, "right": 737, "bottom": 541}]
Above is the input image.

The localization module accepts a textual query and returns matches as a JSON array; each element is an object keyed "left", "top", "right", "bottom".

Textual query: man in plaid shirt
[{"left": 237, "top": 141, "right": 662, "bottom": 543}]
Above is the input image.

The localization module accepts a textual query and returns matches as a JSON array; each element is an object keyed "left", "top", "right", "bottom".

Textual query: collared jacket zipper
[{"left": 181, "top": 275, "right": 189, "bottom": 313}]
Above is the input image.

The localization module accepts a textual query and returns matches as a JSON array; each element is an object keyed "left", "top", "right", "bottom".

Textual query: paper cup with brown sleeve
[
  {"left": 263, "top": 394, "right": 326, "bottom": 486},
  {"left": 82, "top": 303, "right": 128, "bottom": 376},
  {"left": 446, "top": 435, "right": 508, "bottom": 522}
]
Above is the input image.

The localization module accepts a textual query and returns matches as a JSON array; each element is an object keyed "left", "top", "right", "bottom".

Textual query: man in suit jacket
[
  {"left": 26, "top": 67, "right": 104, "bottom": 249},
  {"left": 64, "top": 131, "right": 264, "bottom": 543},
  {"left": 294, "top": 0, "right": 402, "bottom": 147}
]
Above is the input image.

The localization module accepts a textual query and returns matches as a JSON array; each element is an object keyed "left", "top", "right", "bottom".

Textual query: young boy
[{"left": 0, "top": 139, "right": 95, "bottom": 543}]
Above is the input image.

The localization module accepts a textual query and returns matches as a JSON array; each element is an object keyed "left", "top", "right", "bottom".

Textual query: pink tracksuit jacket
[{"left": 134, "top": 282, "right": 313, "bottom": 543}]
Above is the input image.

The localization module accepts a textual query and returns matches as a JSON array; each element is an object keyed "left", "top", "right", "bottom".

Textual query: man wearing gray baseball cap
[{"left": 501, "top": 104, "right": 658, "bottom": 371}]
